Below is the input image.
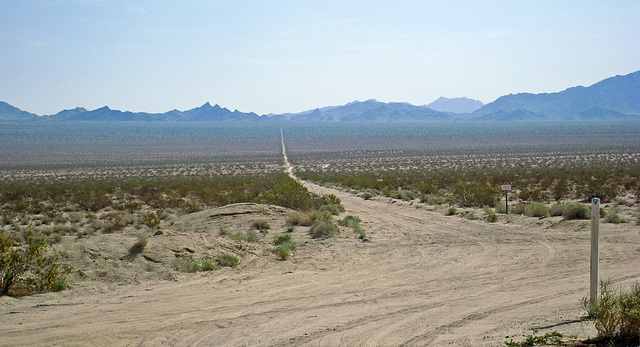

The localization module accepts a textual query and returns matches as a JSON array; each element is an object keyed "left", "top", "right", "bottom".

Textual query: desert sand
[{"left": 1, "top": 173, "right": 639, "bottom": 346}]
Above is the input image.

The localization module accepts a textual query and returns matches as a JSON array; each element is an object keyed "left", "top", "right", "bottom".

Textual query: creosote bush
[
  {"left": 309, "top": 221, "right": 340, "bottom": 239},
  {"left": 525, "top": 202, "right": 550, "bottom": 218},
  {"left": 562, "top": 202, "right": 590, "bottom": 220},
  {"left": 1, "top": 231, "right": 70, "bottom": 296},
  {"left": 582, "top": 280, "right": 640, "bottom": 345},
  {"left": 549, "top": 203, "right": 565, "bottom": 216}
]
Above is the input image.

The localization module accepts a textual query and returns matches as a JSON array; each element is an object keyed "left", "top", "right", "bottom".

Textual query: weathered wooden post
[
  {"left": 501, "top": 181, "right": 511, "bottom": 214},
  {"left": 590, "top": 197, "right": 600, "bottom": 311}
]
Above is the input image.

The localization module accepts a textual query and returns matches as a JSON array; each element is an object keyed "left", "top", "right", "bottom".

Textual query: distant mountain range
[{"left": 1, "top": 70, "right": 639, "bottom": 122}]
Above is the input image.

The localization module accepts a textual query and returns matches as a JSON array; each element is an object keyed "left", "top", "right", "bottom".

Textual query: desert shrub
[
  {"left": 252, "top": 220, "right": 271, "bottom": 231},
  {"left": 494, "top": 201, "right": 507, "bottom": 214},
  {"left": 359, "top": 192, "right": 373, "bottom": 200},
  {"left": 142, "top": 212, "right": 161, "bottom": 229},
  {"left": 285, "top": 211, "right": 312, "bottom": 226},
  {"left": 272, "top": 234, "right": 297, "bottom": 260},
  {"left": 606, "top": 213, "right": 626, "bottom": 224},
  {"left": 421, "top": 194, "right": 446, "bottom": 205},
  {"left": 338, "top": 215, "right": 362, "bottom": 228},
  {"left": 201, "top": 259, "right": 218, "bottom": 271},
  {"left": 319, "top": 203, "right": 345, "bottom": 216},
  {"left": 231, "top": 231, "right": 259, "bottom": 242},
  {"left": 511, "top": 204, "right": 526, "bottom": 215},
  {"left": 445, "top": 207, "right": 457, "bottom": 216},
  {"left": 392, "top": 190, "right": 414, "bottom": 201},
  {"left": 525, "top": 202, "right": 550, "bottom": 218},
  {"left": 175, "top": 259, "right": 201, "bottom": 273},
  {"left": 484, "top": 207, "right": 499, "bottom": 223},
  {"left": 563, "top": 202, "right": 590, "bottom": 220},
  {"left": 309, "top": 221, "right": 340, "bottom": 239},
  {"left": 451, "top": 181, "right": 500, "bottom": 207},
  {"left": 218, "top": 253, "right": 239, "bottom": 267},
  {"left": 582, "top": 280, "right": 640, "bottom": 345},
  {"left": 464, "top": 211, "right": 479, "bottom": 220},
  {"left": 549, "top": 203, "right": 565, "bottom": 216},
  {"left": 51, "top": 276, "right": 69, "bottom": 292},
  {"left": 307, "top": 210, "right": 333, "bottom": 223},
  {"left": 338, "top": 215, "right": 366, "bottom": 239},
  {"left": 273, "top": 233, "right": 292, "bottom": 246},
  {"left": 1, "top": 232, "right": 70, "bottom": 296},
  {"left": 274, "top": 247, "right": 291, "bottom": 260},
  {"left": 505, "top": 330, "right": 563, "bottom": 347},
  {"left": 133, "top": 234, "right": 148, "bottom": 250},
  {"left": 244, "top": 230, "right": 260, "bottom": 242}
]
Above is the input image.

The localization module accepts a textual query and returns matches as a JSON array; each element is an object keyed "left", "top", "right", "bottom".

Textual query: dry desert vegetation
[{"left": 1, "top": 122, "right": 640, "bottom": 346}]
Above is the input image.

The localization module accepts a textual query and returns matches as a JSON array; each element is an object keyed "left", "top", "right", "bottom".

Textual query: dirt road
[{"left": 2, "top": 175, "right": 639, "bottom": 346}]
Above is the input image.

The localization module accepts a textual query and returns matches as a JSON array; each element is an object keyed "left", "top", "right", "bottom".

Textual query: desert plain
[{"left": 1, "top": 121, "right": 639, "bottom": 346}]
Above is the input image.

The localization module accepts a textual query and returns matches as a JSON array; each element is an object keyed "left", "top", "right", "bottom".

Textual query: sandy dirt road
[{"left": 1, "top": 176, "right": 639, "bottom": 346}]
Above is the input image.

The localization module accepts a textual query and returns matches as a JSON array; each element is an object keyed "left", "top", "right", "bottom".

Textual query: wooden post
[
  {"left": 590, "top": 197, "right": 600, "bottom": 312},
  {"left": 501, "top": 182, "right": 511, "bottom": 214}
]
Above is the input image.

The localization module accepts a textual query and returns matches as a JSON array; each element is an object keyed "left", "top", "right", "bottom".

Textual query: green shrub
[
  {"left": 360, "top": 192, "right": 373, "bottom": 200},
  {"left": 353, "top": 225, "right": 367, "bottom": 239},
  {"left": 421, "top": 194, "right": 446, "bottom": 205},
  {"left": 452, "top": 181, "right": 500, "bottom": 207},
  {"left": 484, "top": 207, "right": 499, "bottom": 223},
  {"left": 549, "top": 203, "right": 565, "bottom": 216},
  {"left": 505, "top": 330, "right": 563, "bottom": 347},
  {"left": 218, "top": 253, "right": 239, "bottom": 267},
  {"left": 525, "top": 202, "right": 550, "bottom": 218},
  {"left": 319, "top": 203, "right": 345, "bottom": 215},
  {"left": 142, "top": 212, "right": 161, "bottom": 229},
  {"left": 273, "top": 233, "right": 292, "bottom": 245},
  {"left": 582, "top": 280, "right": 640, "bottom": 345},
  {"left": 445, "top": 207, "right": 457, "bottom": 216},
  {"left": 309, "top": 221, "right": 340, "bottom": 239},
  {"left": 175, "top": 259, "right": 201, "bottom": 273},
  {"left": 308, "top": 210, "right": 333, "bottom": 223},
  {"left": 51, "top": 276, "right": 69, "bottom": 292},
  {"left": 1, "top": 232, "right": 70, "bottom": 296},
  {"left": 606, "top": 213, "right": 626, "bottom": 224},
  {"left": 511, "top": 204, "right": 526, "bottom": 215},
  {"left": 563, "top": 202, "right": 590, "bottom": 220},
  {"left": 245, "top": 230, "right": 261, "bottom": 242},
  {"left": 275, "top": 247, "right": 291, "bottom": 260},
  {"left": 201, "top": 259, "right": 218, "bottom": 271},
  {"left": 338, "top": 215, "right": 362, "bottom": 228}
]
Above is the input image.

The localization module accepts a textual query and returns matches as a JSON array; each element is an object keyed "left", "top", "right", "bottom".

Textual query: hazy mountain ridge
[
  {"left": 425, "top": 97, "right": 484, "bottom": 113},
  {"left": 1, "top": 70, "right": 638, "bottom": 122},
  {"left": 473, "top": 70, "right": 640, "bottom": 120}
]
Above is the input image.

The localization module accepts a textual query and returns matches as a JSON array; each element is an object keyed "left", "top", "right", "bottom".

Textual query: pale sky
[{"left": 1, "top": 1, "right": 639, "bottom": 116}]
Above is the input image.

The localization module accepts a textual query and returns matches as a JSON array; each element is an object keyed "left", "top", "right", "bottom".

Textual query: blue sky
[{"left": 1, "top": 1, "right": 639, "bottom": 115}]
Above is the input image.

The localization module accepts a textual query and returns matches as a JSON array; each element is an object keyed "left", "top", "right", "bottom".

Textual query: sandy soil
[{"left": 1, "top": 175, "right": 639, "bottom": 346}]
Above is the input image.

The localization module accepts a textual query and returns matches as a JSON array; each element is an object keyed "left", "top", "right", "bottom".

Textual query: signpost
[
  {"left": 501, "top": 182, "right": 512, "bottom": 214},
  {"left": 590, "top": 197, "right": 600, "bottom": 312}
]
